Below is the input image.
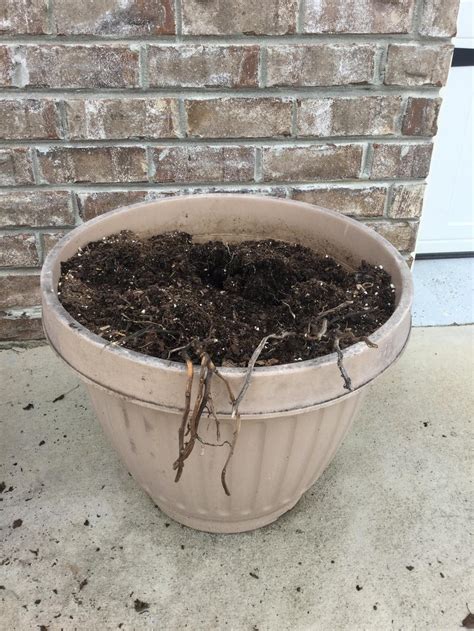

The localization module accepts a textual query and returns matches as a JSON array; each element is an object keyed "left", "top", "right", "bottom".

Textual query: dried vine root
[
  {"left": 173, "top": 351, "right": 213, "bottom": 481},
  {"left": 210, "top": 363, "right": 240, "bottom": 497},
  {"left": 334, "top": 334, "right": 352, "bottom": 391},
  {"left": 172, "top": 325, "right": 378, "bottom": 493},
  {"left": 172, "top": 347, "right": 240, "bottom": 496},
  {"left": 172, "top": 334, "right": 295, "bottom": 496},
  {"left": 174, "top": 352, "right": 193, "bottom": 483},
  {"left": 238, "top": 332, "right": 294, "bottom": 406},
  {"left": 333, "top": 329, "right": 378, "bottom": 391},
  {"left": 217, "top": 331, "right": 293, "bottom": 495},
  {"left": 220, "top": 411, "right": 241, "bottom": 497}
]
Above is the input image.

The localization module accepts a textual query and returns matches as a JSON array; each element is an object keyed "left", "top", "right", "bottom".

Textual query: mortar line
[
  {"left": 360, "top": 143, "right": 374, "bottom": 179},
  {"left": 0, "top": 33, "right": 454, "bottom": 45},
  {"left": 258, "top": 47, "right": 267, "bottom": 88},
  {"left": 0, "top": 137, "right": 434, "bottom": 148},
  {"left": 34, "top": 230, "right": 44, "bottom": 264},
  {"left": 46, "top": 0, "right": 55, "bottom": 34},
  {"left": 0, "top": 86, "right": 442, "bottom": 98},
  {"left": 29, "top": 147, "right": 42, "bottom": 185},
  {"left": 378, "top": 43, "right": 390, "bottom": 85},
  {"left": 0, "top": 226, "right": 76, "bottom": 236},
  {"left": 0, "top": 179, "right": 429, "bottom": 196},
  {"left": 373, "top": 44, "right": 386, "bottom": 85},
  {"left": 0, "top": 268, "right": 42, "bottom": 276},
  {"left": 411, "top": 0, "right": 425, "bottom": 36},
  {"left": 291, "top": 99, "right": 298, "bottom": 137},
  {"left": 297, "top": 0, "right": 306, "bottom": 34},
  {"left": 70, "top": 189, "right": 82, "bottom": 225},
  {"left": 139, "top": 45, "right": 149, "bottom": 89},
  {"left": 1, "top": 305, "right": 42, "bottom": 317},
  {"left": 57, "top": 100, "right": 69, "bottom": 140},
  {"left": 174, "top": 0, "right": 183, "bottom": 38},
  {"left": 177, "top": 99, "right": 187, "bottom": 138},
  {"left": 384, "top": 183, "right": 394, "bottom": 217},
  {"left": 145, "top": 146, "right": 154, "bottom": 183},
  {"left": 398, "top": 96, "right": 410, "bottom": 135},
  {"left": 254, "top": 148, "right": 262, "bottom": 183}
]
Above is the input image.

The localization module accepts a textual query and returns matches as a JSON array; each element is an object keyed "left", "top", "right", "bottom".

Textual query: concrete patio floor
[{"left": 0, "top": 326, "right": 472, "bottom": 630}]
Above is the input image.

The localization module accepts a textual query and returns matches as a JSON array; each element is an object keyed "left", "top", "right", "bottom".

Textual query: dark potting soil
[{"left": 58, "top": 231, "right": 396, "bottom": 367}]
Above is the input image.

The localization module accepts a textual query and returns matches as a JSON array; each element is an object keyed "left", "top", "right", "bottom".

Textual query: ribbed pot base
[
  {"left": 155, "top": 497, "right": 303, "bottom": 533},
  {"left": 87, "top": 384, "right": 366, "bottom": 533}
]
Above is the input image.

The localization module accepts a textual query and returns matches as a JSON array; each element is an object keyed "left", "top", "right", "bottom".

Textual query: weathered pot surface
[{"left": 41, "top": 194, "right": 413, "bottom": 533}]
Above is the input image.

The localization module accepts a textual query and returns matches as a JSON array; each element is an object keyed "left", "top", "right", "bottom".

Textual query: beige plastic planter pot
[{"left": 41, "top": 194, "right": 413, "bottom": 533}]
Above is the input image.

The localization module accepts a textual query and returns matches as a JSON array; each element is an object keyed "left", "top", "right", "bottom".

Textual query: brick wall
[{"left": 0, "top": 0, "right": 459, "bottom": 341}]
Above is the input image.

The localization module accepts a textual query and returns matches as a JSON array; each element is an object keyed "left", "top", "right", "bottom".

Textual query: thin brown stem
[
  {"left": 233, "top": 332, "right": 294, "bottom": 413},
  {"left": 315, "top": 300, "right": 354, "bottom": 320},
  {"left": 334, "top": 333, "right": 352, "bottom": 391},
  {"left": 174, "top": 352, "right": 194, "bottom": 482},
  {"left": 333, "top": 329, "right": 378, "bottom": 392},
  {"left": 220, "top": 413, "right": 241, "bottom": 497}
]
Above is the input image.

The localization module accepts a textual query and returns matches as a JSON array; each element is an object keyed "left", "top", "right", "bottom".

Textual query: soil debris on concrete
[
  {"left": 52, "top": 384, "right": 79, "bottom": 403},
  {"left": 59, "top": 231, "right": 395, "bottom": 368},
  {"left": 133, "top": 599, "right": 149, "bottom": 613},
  {"left": 78, "top": 578, "right": 88, "bottom": 591}
]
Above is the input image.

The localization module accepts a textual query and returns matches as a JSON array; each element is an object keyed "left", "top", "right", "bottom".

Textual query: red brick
[
  {"left": 0, "top": 148, "right": 34, "bottom": 186},
  {"left": 0, "top": 191, "right": 74, "bottom": 228},
  {"left": 384, "top": 44, "right": 453, "bottom": 87},
  {"left": 186, "top": 98, "right": 292, "bottom": 138},
  {"left": 367, "top": 221, "right": 418, "bottom": 251},
  {"left": 0, "top": 99, "right": 62, "bottom": 140},
  {"left": 148, "top": 45, "right": 259, "bottom": 88},
  {"left": 0, "top": 234, "right": 39, "bottom": 267},
  {"left": 151, "top": 146, "right": 255, "bottom": 183},
  {"left": 291, "top": 186, "right": 387, "bottom": 216},
  {"left": 262, "top": 145, "right": 364, "bottom": 182},
  {"left": 303, "top": 0, "right": 415, "bottom": 33},
  {"left": 65, "top": 99, "right": 179, "bottom": 140},
  {"left": 266, "top": 44, "right": 376, "bottom": 87},
  {"left": 370, "top": 144, "right": 433, "bottom": 179},
  {"left": 53, "top": 0, "right": 175, "bottom": 35},
  {"left": 0, "top": 0, "right": 47, "bottom": 35},
  {"left": 37, "top": 147, "right": 148, "bottom": 184},
  {"left": 0, "top": 274, "right": 41, "bottom": 309},
  {"left": 77, "top": 191, "right": 149, "bottom": 221},
  {"left": 0, "top": 47, "right": 12, "bottom": 85},
  {"left": 181, "top": 0, "right": 298, "bottom": 35},
  {"left": 0, "top": 316, "right": 44, "bottom": 341},
  {"left": 297, "top": 97, "right": 402, "bottom": 137},
  {"left": 419, "top": 0, "right": 460, "bottom": 37},
  {"left": 402, "top": 98, "right": 441, "bottom": 136},
  {"left": 0, "top": 45, "right": 140, "bottom": 89},
  {"left": 42, "top": 231, "right": 68, "bottom": 257},
  {"left": 388, "top": 183, "right": 425, "bottom": 218}
]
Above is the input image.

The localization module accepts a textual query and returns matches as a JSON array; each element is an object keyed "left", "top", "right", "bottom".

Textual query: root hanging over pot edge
[{"left": 170, "top": 329, "right": 376, "bottom": 495}]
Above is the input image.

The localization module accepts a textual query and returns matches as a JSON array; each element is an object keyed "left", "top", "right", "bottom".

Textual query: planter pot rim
[
  {"left": 44, "top": 325, "right": 411, "bottom": 418},
  {"left": 41, "top": 194, "right": 412, "bottom": 375},
  {"left": 41, "top": 194, "right": 413, "bottom": 415}
]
